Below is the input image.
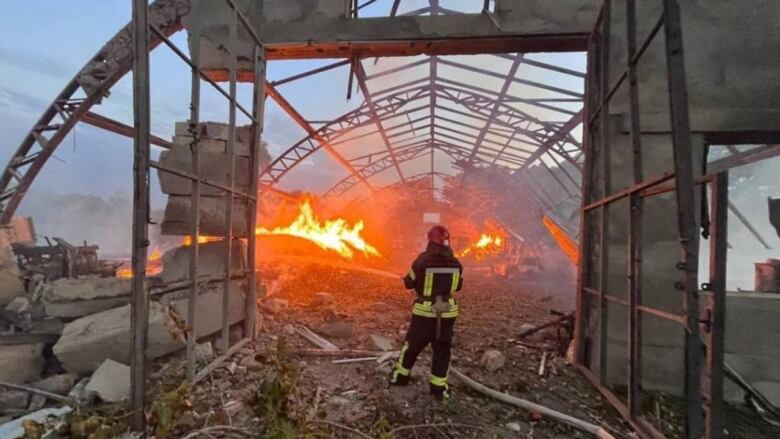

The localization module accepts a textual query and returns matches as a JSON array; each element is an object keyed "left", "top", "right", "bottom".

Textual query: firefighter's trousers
[{"left": 392, "top": 314, "right": 456, "bottom": 393}]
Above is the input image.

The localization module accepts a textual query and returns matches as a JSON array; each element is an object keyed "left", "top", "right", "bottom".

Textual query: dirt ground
[{"left": 145, "top": 258, "right": 634, "bottom": 439}]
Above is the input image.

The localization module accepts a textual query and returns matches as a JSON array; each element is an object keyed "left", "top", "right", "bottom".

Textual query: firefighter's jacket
[{"left": 403, "top": 242, "right": 463, "bottom": 318}]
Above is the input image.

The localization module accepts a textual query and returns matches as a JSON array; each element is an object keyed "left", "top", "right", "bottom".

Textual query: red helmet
[{"left": 427, "top": 225, "right": 450, "bottom": 246}]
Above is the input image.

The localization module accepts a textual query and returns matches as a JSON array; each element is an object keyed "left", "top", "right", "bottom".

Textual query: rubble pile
[
  {"left": 0, "top": 237, "right": 250, "bottom": 433},
  {"left": 131, "top": 260, "right": 632, "bottom": 438}
]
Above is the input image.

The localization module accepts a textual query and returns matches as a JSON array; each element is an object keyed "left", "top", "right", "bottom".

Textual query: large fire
[
  {"left": 457, "top": 233, "right": 506, "bottom": 260},
  {"left": 256, "top": 199, "right": 381, "bottom": 259}
]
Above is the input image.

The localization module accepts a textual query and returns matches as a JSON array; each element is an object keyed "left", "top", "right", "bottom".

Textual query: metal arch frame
[
  {"left": 0, "top": 0, "right": 190, "bottom": 224},
  {"left": 266, "top": 47, "right": 591, "bottom": 199}
]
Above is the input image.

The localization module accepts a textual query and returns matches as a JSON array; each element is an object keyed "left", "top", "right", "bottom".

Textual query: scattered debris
[
  {"left": 84, "top": 359, "right": 131, "bottom": 403},
  {"left": 295, "top": 326, "right": 339, "bottom": 351},
  {"left": 368, "top": 334, "right": 394, "bottom": 351},
  {"left": 538, "top": 351, "right": 549, "bottom": 377},
  {"left": 0, "top": 407, "right": 72, "bottom": 439},
  {"left": 0, "top": 343, "right": 44, "bottom": 383},
  {"left": 264, "top": 298, "right": 289, "bottom": 314},
  {"left": 481, "top": 349, "right": 506, "bottom": 372},
  {"left": 0, "top": 390, "right": 29, "bottom": 412},
  {"left": 30, "top": 374, "right": 77, "bottom": 396},
  {"left": 331, "top": 357, "right": 380, "bottom": 364},
  {"left": 450, "top": 367, "right": 616, "bottom": 439},
  {"left": 4, "top": 297, "right": 29, "bottom": 314},
  {"left": 316, "top": 320, "right": 355, "bottom": 339}
]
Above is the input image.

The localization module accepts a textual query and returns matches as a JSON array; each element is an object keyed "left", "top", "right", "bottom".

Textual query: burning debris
[
  {"left": 256, "top": 198, "right": 381, "bottom": 259},
  {"left": 457, "top": 232, "right": 505, "bottom": 259}
]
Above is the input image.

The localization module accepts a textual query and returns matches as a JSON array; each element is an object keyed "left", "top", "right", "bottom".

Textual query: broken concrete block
[
  {"left": 157, "top": 145, "right": 251, "bottom": 196},
  {"left": 264, "top": 298, "right": 288, "bottom": 314},
  {"left": 368, "top": 334, "right": 394, "bottom": 351},
  {"left": 53, "top": 302, "right": 184, "bottom": 375},
  {"left": 172, "top": 135, "right": 250, "bottom": 156},
  {"left": 27, "top": 394, "right": 46, "bottom": 411},
  {"left": 311, "top": 291, "right": 334, "bottom": 307},
  {"left": 85, "top": 359, "right": 130, "bottom": 403},
  {"left": 4, "top": 297, "right": 30, "bottom": 314},
  {"left": 0, "top": 343, "right": 44, "bottom": 383},
  {"left": 170, "top": 281, "right": 246, "bottom": 338},
  {"left": 40, "top": 277, "right": 131, "bottom": 318},
  {"left": 0, "top": 390, "right": 29, "bottom": 412},
  {"left": 31, "top": 374, "right": 78, "bottom": 395},
  {"left": 0, "top": 259, "right": 25, "bottom": 307},
  {"left": 317, "top": 321, "right": 354, "bottom": 339},
  {"left": 480, "top": 350, "right": 506, "bottom": 372},
  {"left": 160, "top": 240, "right": 246, "bottom": 284},
  {"left": 161, "top": 195, "right": 249, "bottom": 237},
  {"left": 194, "top": 342, "right": 214, "bottom": 359}
]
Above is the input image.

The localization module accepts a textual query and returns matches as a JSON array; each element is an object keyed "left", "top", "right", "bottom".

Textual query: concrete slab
[
  {"left": 158, "top": 145, "right": 251, "bottom": 196},
  {"left": 160, "top": 239, "right": 246, "bottom": 284},
  {"left": 84, "top": 359, "right": 130, "bottom": 403},
  {"left": 169, "top": 280, "right": 246, "bottom": 339},
  {"left": 40, "top": 277, "right": 131, "bottom": 318},
  {"left": 161, "top": 195, "right": 249, "bottom": 237},
  {"left": 0, "top": 343, "right": 44, "bottom": 383},
  {"left": 53, "top": 302, "right": 184, "bottom": 375}
]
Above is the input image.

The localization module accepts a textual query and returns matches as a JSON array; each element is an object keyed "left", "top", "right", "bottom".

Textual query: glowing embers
[
  {"left": 457, "top": 232, "right": 506, "bottom": 260},
  {"left": 116, "top": 247, "right": 163, "bottom": 279},
  {"left": 256, "top": 198, "right": 381, "bottom": 259}
]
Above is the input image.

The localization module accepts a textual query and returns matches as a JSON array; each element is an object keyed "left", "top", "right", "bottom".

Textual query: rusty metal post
[
  {"left": 130, "top": 0, "right": 150, "bottom": 431},
  {"left": 625, "top": 0, "right": 644, "bottom": 417},
  {"left": 597, "top": 0, "right": 612, "bottom": 384},
  {"left": 574, "top": 31, "right": 601, "bottom": 366},
  {"left": 705, "top": 172, "right": 728, "bottom": 439},
  {"left": 186, "top": 0, "right": 202, "bottom": 380},
  {"left": 220, "top": 6, "right": 238, "bottom": 354},
  {"left": 663, "top": 0, "right": 704, "bottom": 436},
  {"left": 246, "top": 44, "right": 266, "bottom": 339}
]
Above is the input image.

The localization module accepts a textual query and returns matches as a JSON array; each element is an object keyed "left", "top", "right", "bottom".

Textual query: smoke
[{"left": 17, "top": 190, "right": 164, "bottom": 258}]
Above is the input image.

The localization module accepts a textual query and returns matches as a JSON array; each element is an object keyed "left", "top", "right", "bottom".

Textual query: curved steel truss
[{"left": 0, "top": 0, "right": 588, "bottom": 223}]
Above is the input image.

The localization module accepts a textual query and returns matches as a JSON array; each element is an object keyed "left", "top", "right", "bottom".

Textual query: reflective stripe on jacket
[{"left": 402, "top": 242, "right": 463, "bottom": 318}]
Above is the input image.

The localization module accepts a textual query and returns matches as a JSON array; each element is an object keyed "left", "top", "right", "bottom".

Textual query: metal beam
[
  {"left": 265, "top": 82, "right": 375, "bottom": 191},
  {"left": 355, "top": 62, "right": 405, "bottom": 181},
  {"left": 82, "top": 111, "right": 171, "bottom": 148}
]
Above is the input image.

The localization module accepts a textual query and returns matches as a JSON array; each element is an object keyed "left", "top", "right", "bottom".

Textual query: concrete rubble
[
  {"left": 84, "top": 359, "right": 130, "bottom": 403},
  {"left": 0, "top": 343, "right": 44, "bottom": 383},
  {"left": 39, "top": 277, "right": 131, "bottom": 318},
  {"left": 481, "top": 349, "right": 506, "bottom": 372},
  {"left": 160, "top": 239, "right": 246, "bottom": 284},
  {"left": 53, "top": 301, "right": 184, "bottom": 375},
  {"left": 30, "top": 374, "right": 78, "bottom": 396},
  {"left": 368, "top": 334, "right": 394, "bottom": 351},
  {"left": 160, "top": 121, "right": 253, "bottom": 237}
]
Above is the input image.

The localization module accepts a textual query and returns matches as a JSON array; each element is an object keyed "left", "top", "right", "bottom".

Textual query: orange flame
[
  {"left": 457, "top": 233, "right": 505, "bottom": 260},
  {"left": 181, "top": 235, "right": 222, "bottom": 246},
  {"left": 255, "top": 199, "right": 380, "bottom": 259},
  {"left": 116, "top": 247, "right": 163, "bottom": 279}
]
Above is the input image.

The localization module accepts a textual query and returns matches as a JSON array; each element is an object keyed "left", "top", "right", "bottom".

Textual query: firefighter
[{"left": 390, "top": 225, "right": 463, "bottom": 401}]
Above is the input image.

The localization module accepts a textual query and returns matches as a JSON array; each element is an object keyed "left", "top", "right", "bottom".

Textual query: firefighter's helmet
[{"left": 427, "top": 225, "right": 450, "bottom": 246}]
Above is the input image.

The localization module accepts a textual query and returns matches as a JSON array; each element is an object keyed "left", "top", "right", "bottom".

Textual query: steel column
[
  {"left": 185, "top": 0, "right": 201, "bottom": 380},
  {"left": 130, "top": 0, "right": 150, "bottom": 431},
  {"left": 220, "top": 8, "right": 238, "bottom": 354},
  {"left": 705, "top": 172, "right": 728, "bottom": 439},
  {"left": 663, "top": 0, "right": 704, "bottom": 435}
]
